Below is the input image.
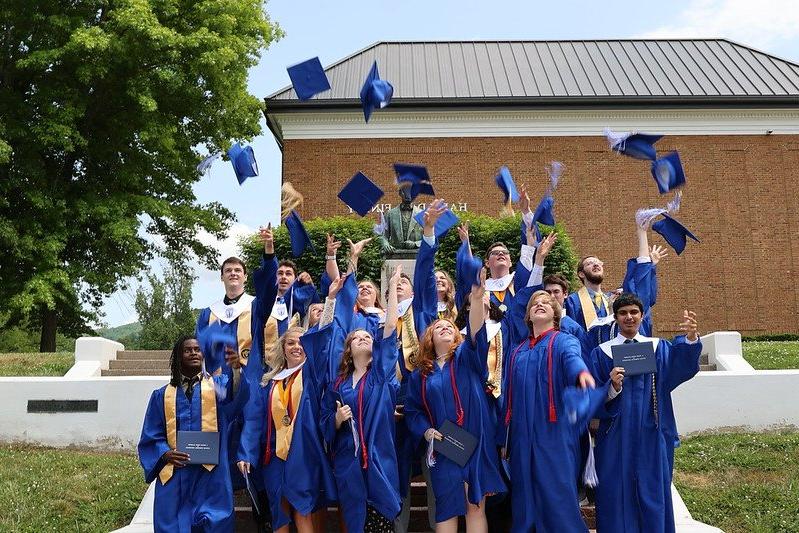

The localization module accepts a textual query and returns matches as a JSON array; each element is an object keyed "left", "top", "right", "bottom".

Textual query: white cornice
[{"left": 270, "top": 108, "right": 799, "bottom": 139}]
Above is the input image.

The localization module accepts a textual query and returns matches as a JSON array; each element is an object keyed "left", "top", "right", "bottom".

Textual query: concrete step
[
  {"left": 699, "top": 353, "right": 709, "bottom": 365},
  {"left": 116, "top": 350, "right": 170, "bottom": 361},
  {"left": 699, "top": 363, "right": 717, "bottom": 371},
  {"left": 101, "top": 368, "right": 170, "bottom": 377},
  {"left": 108, "top": 359, "right": 170, "bottom": 370}
]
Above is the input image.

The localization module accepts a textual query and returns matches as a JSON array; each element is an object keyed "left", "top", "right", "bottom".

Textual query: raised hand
[
  {"left": 518, "top": 183, "right": 531, "bottom": 214},
  {"left": 423, "top": 199, "right": 447, "bottom": 235},
  {"left": 328, "top": 273, "right": 347, "bottom": 298},
  {"left": 224, "top": 345, "right": 240, "bottom": 370},
  {"left": 457, "top": 221, "right": 470, "bottom": 244},
  {"left": 259, "top": 223, "right": 274, "bottom": 254},
  {"left": 534, "top": 231, "right": 557, "bottom": 266},
  {"left": 326, "top": 233, "right": 342, "bottom": 257},
  {"left": 389, "top": 264, "right": 403, "bottom": 287},
  {"left": 348, "top": 237, "right": 373, "bottom": 258},
  {"left": 297, "top": 271, "right": 313, "bottom": 285},
  {"left": 678, "top": 310, "right": 698, "bottom": 342},
  {"left": 237, "top": 461, "right": 251, "bottom": 475},
  {"left": 650, "top": 244, "right": 668, "bottom": 266}
]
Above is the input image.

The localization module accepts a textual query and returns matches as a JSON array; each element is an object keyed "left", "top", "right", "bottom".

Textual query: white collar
[
  {"left": 588, "top": 314, "right": 616, "bottom": 330},
  {"left": 208, "top": 293, "right": 255, "bottom": 324},
  {"left": 599, "top": 332, "right": 659, "bottom": 357},
  {"left": 437, "top": 301, "right": 449, "bottom": 313},
  {"left": 397, "top": 297, "right": 413, "bottom": 317},
  {"left": 485, "top": 272, "right": 514, "bottom": 292},
  {"left": 271, "top": 361, "right": 305, "bottom": 381},
  {"left": 360, "top": 306, "right": 384, "bottom": 316},
  {"left": 560, "top": 308, "right": 567, "bottom": 318}
]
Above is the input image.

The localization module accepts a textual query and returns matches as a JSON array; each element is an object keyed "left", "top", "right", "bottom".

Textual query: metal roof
[{"left": 267, "top": 39, "right": 799, "bottom": 106}]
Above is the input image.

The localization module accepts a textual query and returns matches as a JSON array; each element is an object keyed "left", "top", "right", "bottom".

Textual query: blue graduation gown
[
  {"left": 195, "top": 256, "right": 277, "bottom": 491},
  {"left": 351, "top": 310, "right": 383, "bottom": 341},
  {"left": 237, "top": 325, "right": 337, "bottom": 530},
  {"left": 320, "top": 332, "right": 401, "bottom": 531},
  {"left": 395, "top": 237, "right": 439, "bottom": 497},
  {"left": 589, "top": 336, "right": 701, "bottom": 533},
  {"left": 502, "top": 330, "right": 590, "bottom": 533},
  {"left": 565, "top": 288, "right": 608, "bottom": 331},
  {"left": 138, "top": 374, "right": 243, "bottom": 533},
  {"left": 405, "top": 326, "right": 507, "bottom": 523}
]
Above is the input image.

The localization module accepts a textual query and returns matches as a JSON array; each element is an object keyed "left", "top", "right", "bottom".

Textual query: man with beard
[{"left": 565, "top": 255, "right": 614, "bottom": 331}]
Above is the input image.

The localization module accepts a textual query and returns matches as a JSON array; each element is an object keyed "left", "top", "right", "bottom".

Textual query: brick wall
[{"left": 282, "top": 135, "right": 799, "bottom": 336}]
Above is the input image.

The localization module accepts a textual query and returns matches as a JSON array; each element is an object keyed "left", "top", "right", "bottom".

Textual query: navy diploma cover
[
  {"left": 611, "top": 342, "right": 657, "bottom": 376},
  {"left": 177, "top": 430, "right": 220, "bottom": 465},
  {"left": 434, "top": 419, "right": 477, "bottom": 467}
]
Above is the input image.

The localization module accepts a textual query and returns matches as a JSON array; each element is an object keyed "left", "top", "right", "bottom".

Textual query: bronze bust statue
[{"left": 378, "top": 187, "right": 423, "bottom": 258}]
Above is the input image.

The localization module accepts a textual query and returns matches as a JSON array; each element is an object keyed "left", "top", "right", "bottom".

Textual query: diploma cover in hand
[
  {"left": 434, "top": 420, "right": 477, "bottom": 467},
  {"left": 177, "top": 430, "right": 220, "bottom": 465},
  {"left": 611, "top": 342, "right": 656, "bottom": 376}
]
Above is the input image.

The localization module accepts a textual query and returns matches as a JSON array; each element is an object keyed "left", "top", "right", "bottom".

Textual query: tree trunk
[{"left": 39, "top": 306, "right": 57, "bottom": 353}]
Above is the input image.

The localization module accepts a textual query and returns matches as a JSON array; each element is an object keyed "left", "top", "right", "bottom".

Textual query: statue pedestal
[{"left": 381, "top": 258, "right": 417, "bottom": 307}]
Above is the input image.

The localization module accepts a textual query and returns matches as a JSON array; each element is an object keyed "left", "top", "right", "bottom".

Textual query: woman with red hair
[{"left": 405, "top": 271, "right": 506, "bottom": 532}]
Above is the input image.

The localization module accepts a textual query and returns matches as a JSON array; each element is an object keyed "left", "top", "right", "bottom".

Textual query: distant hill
[{"left": 98, "top": 322, "right": 142, "bottom": 342}]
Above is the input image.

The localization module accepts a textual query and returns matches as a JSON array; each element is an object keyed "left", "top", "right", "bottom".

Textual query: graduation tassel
[
  {"left": 426, "top": 436, "right": 436, "bottom": 468},
  {"left": 583, "top": 432, "right": 598, "bottom": 488}
]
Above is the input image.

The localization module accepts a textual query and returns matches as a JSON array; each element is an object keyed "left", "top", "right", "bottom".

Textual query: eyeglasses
[{"left": 489, "top": 250, "right": 510, "bottom": 257}]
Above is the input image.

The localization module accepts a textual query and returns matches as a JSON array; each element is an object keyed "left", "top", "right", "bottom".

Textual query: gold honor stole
[
  {"left": 159, "top": 377, "right": 218, "bottom": 484},
  {"left": 271, "top": 371, "right": 304, "bottom": 461},
  {"left": 264, "top": 314, "right": 302, "bottom": 367},
  {"left": 486, "top": 328, "right": 504, "bottom": 399},
  {"left": 209, "top": 311, "right": 251, "bottom": 366},
  {"left": 396, "top": 309, "right": 420, "bottom": 378},
  {"left": 576, "top": 286, "right": 608, "bottom": 329}
]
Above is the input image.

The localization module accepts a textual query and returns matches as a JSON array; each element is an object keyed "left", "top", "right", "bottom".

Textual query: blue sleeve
[
  {"left": 404, "top": 372, "right": 429, "bottom": 443},
  {"left": 374, "top": 331, "right": 399, "bottom": 384},
  {"left": 195, "top": 308, "right": 210, "bottom": 338},
  {"left": 319, "top": 271, "right": 332, "bottom": 299},
  {"left": 513, "top": 254, "right": 531, "bottom": 291},
  {"left": 319, "top": 384, "right": 338, "bottom": 448},
  {"left": 300, "top": 323, "right": 334, "bottom": 387},
  {"left": 663, "top": 337, "right": 701, "bottom": 392},
  {"left": 237, "top": 385, "right": 266, "bottom": 466},
  {"left": 508, "top": 284, "right": 539, "bottom": 342},
  {"left": 413, "top": 238, "right": 438, "bottom": 324},
  {"left": 333, "top": 274, "right": 358, "bottom": 334},
  {"left": 559, "top": 334, "right": 589, "bottom": 387},
  {"left": 253, "top": 255, "right": 278, "bottom": 323},
  {"left": 138, "top": 389, "right": 171, "bottom": 484},
  {"left": 622, "top": 258, "right": 657, "bottom": 315},
  {"left": 459, "top": 322, "right": 489, "bottom": 380},
  {"left": 565, "top": 293, "right": 580, "bottom": 325},
  {"left": 454, "top": 241, "right": 472, "bottom": 310},
  {"left": 287, "top": 279, "right": 320, "bottom": 320}
]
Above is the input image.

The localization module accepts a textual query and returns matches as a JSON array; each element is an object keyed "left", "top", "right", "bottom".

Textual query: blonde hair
[
  {"left": 435, "top": 270, "right": 457, "bottom": 321},
  {"left": 262, "top": 326, "right": 306, "bottom": 386},
  {"left": 417, "top": 319, "right": 464, "bottom": 376},
  {"left": 525, "top": 290, "right": 562, "bottom": 333},
  {"left": 281, "top": 182, "right": 304, "bottom": 220}
]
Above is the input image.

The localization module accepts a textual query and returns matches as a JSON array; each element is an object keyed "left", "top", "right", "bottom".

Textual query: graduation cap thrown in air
[
  {"left": 287, "top": 57, "right": 331, "bottom": 101},
  {"left": 394, "top": 163, "right": 435, "bottom": 200},
  {"left": 338, "top": 171, "right": 385, "bottom": 216},
  {"left": 413, "top": 207, "right": 459, "bottom": 239},
  {"left": 458, "top": 244, "right": 484, "bottom": 288},
  {"left": 197, "top": 322, "right": 237, "bottom": 375},
  {"left": 360, "top": 61, "right": 394, "bottom": 123},
  {"left": 227, "top": 143, "right": 259, "bottom": 185},
  {"left": 284, "top": 210, "right": 315, "bottom": 257},
  {"left": 652, "top": 213, "right": 699, "bottom": 255},
  {"left": 495, "top": 166, "right": 520, "bottom": 204},
  {"left": 605, "top": 128, "right": 663, "bottom": 161},
  {"left": 650, "top": 151, "right": 686, "bottom": 194}
]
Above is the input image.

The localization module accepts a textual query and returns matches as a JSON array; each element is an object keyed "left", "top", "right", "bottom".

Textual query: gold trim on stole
[
  {"left": 487, "top": 328, "right": 504, "bottom": 399},
  {"left": 271, "top": 371, "right": 304, "bottom": 461},
  {"left": 576, "top": 286, "right": 607, "bottom": 329}
]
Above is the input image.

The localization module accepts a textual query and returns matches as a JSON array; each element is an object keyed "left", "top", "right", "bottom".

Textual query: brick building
[{"left": 264, "top": 40, "right": 799, "bottom": 336}]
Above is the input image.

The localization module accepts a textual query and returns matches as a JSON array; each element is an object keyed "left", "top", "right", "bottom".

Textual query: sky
[{"left": 100, "top": 0, "right": 799, "bottom": 327}]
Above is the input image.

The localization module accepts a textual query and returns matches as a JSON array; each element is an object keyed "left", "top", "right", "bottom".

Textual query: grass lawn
[
  {"left": 674, "top": 431, "right": 799, "bottom": 533},
  {"left": 742, "top": 341, "right": 799, "bottom": 370},
  {"left": 0, "top": 352, "right": 73, "bottom": 376},
  {"left": 0, "top": 444, "right": 147, "bottom": 532}
]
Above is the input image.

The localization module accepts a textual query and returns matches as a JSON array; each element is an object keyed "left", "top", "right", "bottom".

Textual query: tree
[
  {"left": 134, "top": 263, "right": 197, "bottom": 350},
  {"left": 0, "top": 0, "right": 282, "bottom": 351}
]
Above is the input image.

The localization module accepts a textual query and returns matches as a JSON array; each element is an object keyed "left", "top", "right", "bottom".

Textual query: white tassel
[
  {"left": 636, "top": 207, "right": 666, "bottom": 229},
  {"left": 545, "top": 161, "right": 564, "bottom": 193},
  {"left": 373, "top": 211, "right": 386, "bottom": 236},
  {"left": 603, "top": 127, "right": 630, "bottom": 151},
  {"left": 196, "top": 152, "right": 222, "bottom": 174},
  {"left": 666, "top": 190, "right": 683, "bottom": 214},
  {"left": 426, "top": 436, "right": 436, "bottom": 468},
  {"left": 583, "top": 432, "right": 598, "bottom": 488},
  {"left": 349, "top": 420, "right": 360, "bottom": 458}
]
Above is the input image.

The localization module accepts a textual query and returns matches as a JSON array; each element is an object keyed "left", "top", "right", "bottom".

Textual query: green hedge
[{"left": 240, "top": 212, "right": 578, "bottom": 290}]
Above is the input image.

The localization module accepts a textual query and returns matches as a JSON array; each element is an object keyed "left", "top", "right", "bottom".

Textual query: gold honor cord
[
  {"left": 159, "top": 377, "right": 218, "bottom": 485},
  {"left": 487, "top": 329, "right": 504, "bottom": 399},
  {"left": 577, "top": 286, "right": 603, "bottom": 329}
]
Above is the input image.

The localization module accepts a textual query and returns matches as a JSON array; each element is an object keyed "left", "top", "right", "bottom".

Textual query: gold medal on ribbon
[
  {"left": 282, "top": 414, "right": 291, "bottom": 427},
  {"left": 499, "top": 304, "right": 507, "bottom": 313}
]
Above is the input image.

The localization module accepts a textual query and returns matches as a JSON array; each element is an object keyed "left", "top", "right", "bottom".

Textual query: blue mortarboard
[
  {"left": 284, "top": 210, "right": 315, "bottom": 257},
  {"left": 650, "top": 151, "right": 686, "bottom": 194},
  {"left": 394, "top": 163, "right": 435, "bottom": 200},
  {"left": 360, "top": 61, "right": 394, "bottom": 123},
  {"left": 227, "top": 143, "right": 259, "bottom": 185},
  {"left": 605, "top": 129, "right": 663, "bottom": 161},
  {"left": 287, "top": 57, "right": 331, "bottom": 101},
  {"left": 413, "top": 207, "right": 459, "bottom": 239},
  {"left": 533, "top": 195, "right": 555, "bottom": 227},
  {"left": 495, "top": 166, "right": 520, "bottom": 204},
  {"left": 338, "top": 171, "right": 385, "bottom": 216},
  {"left": 652, "top": 213, "right": 699, "bottom": 255},
  {"left": 197, "top": 322, "right": 237, "bottom": 375}
]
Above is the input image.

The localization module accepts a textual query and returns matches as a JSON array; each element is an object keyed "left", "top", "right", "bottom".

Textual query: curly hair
[
  {"left": 262, "top": 326, "right": 306, "bottom": 386},
  {"left": 524, "top": 290, "right": 562, "bottom": 334},
  {"left": 336, "top": 329, "right": 373, "bottom": 379},
  {"left": 169, "top": 335, "right": 197, "bottom": 387},
  {"left": 416, "top": 319, "right": 464, "bottom": 376}
]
